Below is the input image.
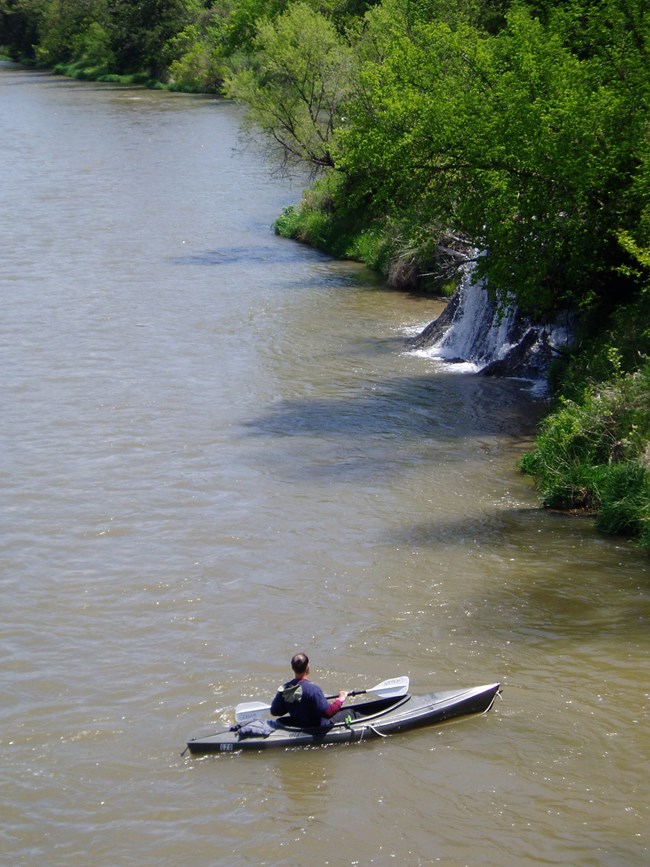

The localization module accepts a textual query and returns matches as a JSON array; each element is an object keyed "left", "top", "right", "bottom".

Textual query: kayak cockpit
[{"left": 273, "top": 693, "right": 412, "bottom": 731}]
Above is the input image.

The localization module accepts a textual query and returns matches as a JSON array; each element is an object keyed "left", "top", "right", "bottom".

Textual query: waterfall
[
  {"left": 432, "top": 277, "right": 517, "bottom": 370},
  {"left": 408, "top": 264, "right": 573, "bottom": 383}
]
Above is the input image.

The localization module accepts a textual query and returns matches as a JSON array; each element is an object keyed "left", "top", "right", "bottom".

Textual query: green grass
[
  {"left": 51, "top": 61, "right": 163, "bottom": 88},
  {"left": 521, "top": 358, "right": 650, "bottom": 548}
]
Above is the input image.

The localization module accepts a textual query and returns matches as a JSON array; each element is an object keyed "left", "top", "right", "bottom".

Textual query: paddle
[{"left": 234, "top": 675, "right": 410, "bottom": 723}]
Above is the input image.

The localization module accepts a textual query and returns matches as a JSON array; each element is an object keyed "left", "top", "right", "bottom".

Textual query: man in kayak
[{"left": 270, "top": 652, "right": 348, "bottom": 727}]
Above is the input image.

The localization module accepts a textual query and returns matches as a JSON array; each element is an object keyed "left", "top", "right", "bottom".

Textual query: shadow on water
[
  {"left": 170, "top": 244, "right": 319, "bottom": 267},
  {"left": 243, "top": 374, "right": 543, "bottom": 442},
  {"left": 169, "top": 245, "right": 389, "bottom": 295}
]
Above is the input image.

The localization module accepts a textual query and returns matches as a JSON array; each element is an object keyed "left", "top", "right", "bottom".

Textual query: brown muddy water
[{"left": 1, "top": 63, "right": 648, "bottom": 866}]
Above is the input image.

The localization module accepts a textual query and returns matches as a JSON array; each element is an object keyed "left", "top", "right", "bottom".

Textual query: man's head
[{"left": 291, "top": 652, "right": 309, "bottom": 676}]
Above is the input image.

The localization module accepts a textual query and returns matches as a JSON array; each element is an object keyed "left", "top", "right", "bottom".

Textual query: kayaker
[{"left": 270, "top": 652, "right": 348, "bottom": 727}]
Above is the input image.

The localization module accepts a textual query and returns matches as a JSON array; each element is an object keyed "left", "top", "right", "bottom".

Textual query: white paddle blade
[
  {"left": 234, "top": 701, "right": 271, "bottom": 723},
  {"left": 371, "top": 676, "right": 410, "bottom": 697}
]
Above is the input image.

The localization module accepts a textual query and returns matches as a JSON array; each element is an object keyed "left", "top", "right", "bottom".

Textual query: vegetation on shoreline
[{"left": 2, "top": 0, "right": 649, "bottom": 548}]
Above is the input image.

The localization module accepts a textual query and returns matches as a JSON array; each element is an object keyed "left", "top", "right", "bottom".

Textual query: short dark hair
[{"left": 291, "top": 652, "right": 309, "bottom": 674}]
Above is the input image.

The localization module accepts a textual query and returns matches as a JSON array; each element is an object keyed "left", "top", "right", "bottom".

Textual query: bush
[
  {"left": 274, "top": 173, "right": 364, "bottom": 257},
  {"left": 274, "top": 175, "right": 462, "bottom": 291},
  {"left": 595, "top": 462, "right": 650, "bottom": 537},
  {"left": 521, "top": 395, "right": 609, "bottom": 508},
  {"left": 522, "top": 358, "right": 650, "bottom": 548},
  {"left": 73, "top": 22, "right": 115, "bottom": 72},
  {"left": 167, "top": 24, "right": 226, "bottom": 93}
]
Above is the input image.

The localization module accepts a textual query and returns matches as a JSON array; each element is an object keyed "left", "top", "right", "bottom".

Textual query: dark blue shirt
[{"left": 270, "top": 678, "right": 336, "bottom": 727}]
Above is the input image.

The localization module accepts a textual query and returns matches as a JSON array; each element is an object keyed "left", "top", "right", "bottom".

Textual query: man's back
[{"left": 271, "top": 678, "right": 331, "bottom": 727}]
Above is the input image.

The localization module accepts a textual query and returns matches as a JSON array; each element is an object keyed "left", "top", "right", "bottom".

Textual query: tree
[
  {"left": 335, "top": 0, "right": 649, "bottom": 314},
  {"left": 0, "top": 0, "right": 44, "bottom": 60},
  {"left": 224, "top": 2, "right": 354, "bottom": 170},
  {"left": 167, "top": 19, "right": 227, "bottom": 92},
  {"left": 106, "top": 0, "right": 199, "bottom": 78},
  {"left": 33, "top": 0, "right": 112, "bottom": 66}
]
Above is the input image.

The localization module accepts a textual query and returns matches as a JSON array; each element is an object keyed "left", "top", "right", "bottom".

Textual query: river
[{"left": 1, "top": 63, "right": 648, "bottom": 866}]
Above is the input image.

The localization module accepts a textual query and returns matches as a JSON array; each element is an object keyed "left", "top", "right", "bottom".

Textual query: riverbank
[{"left": 3, "top": 0, "right": 649, "bottom": 551}]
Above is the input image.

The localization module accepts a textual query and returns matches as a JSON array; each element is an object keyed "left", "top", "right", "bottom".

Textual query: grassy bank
[
  {"left": 274, "top": 173, "right": 462, "bottom": 297},
  {"left": 49, "top": 61, "right": 164, "bottom": 88},
  {"left": 520, "top": 296, "right": 650, "bottom": 549}
]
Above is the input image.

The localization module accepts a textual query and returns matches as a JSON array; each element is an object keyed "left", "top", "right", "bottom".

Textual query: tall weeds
[{"left": 521, "top": 361, "right": 650, "bottom": 547}]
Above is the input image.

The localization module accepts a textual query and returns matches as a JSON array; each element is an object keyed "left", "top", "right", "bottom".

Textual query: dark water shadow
[
  {"left": 243, "top": 374, "right": 543, "bottom": 443},
  {"left": 170, "top": 243, "right": 325, "bottom": 268}
]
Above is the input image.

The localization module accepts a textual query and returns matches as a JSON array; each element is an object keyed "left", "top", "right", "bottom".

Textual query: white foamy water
[{"left": 408, "top": 264, "right": 572, "bottom": 387}]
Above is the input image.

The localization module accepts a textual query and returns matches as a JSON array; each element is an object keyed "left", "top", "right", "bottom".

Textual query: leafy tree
[
  {"left": 0, "top": 0, "right": 43, "bottom": 60},
  {"left": 336, "top": 0, "right": 649, "bottom": 315},
  {"left": 106, "top": 0, "right": 200, "bottom": 78},
  {"left": 73, "top": 19, "right": 115, "bottom": 71},
  {"left": 220, "top": 0, "right": 286, "bottom": 54},
  {"left": 33, "top": 0, "right": 112, "bottom": 66},
  {"left": 225, "top": 2, "right": 354, "bottom": 169},
  {"left": 167, "top": 14, "right": 228, "bottom": 92}
]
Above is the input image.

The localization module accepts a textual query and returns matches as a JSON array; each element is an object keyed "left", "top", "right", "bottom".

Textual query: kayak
[
  {"left": 186, "top": 682, "right": 500, "bottom": 755},
  {"left": 186, "top": 682, "right": 500, "bottom": 754}
]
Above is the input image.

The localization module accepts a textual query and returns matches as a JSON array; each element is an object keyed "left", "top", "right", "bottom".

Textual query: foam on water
[{"left": 406, "top": 262, "right": 572, "bottom": 388}]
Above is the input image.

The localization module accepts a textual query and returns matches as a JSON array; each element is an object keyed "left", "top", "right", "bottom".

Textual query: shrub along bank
[{"left": 521, "top": 295, "right": 650, "bottom": 548}]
